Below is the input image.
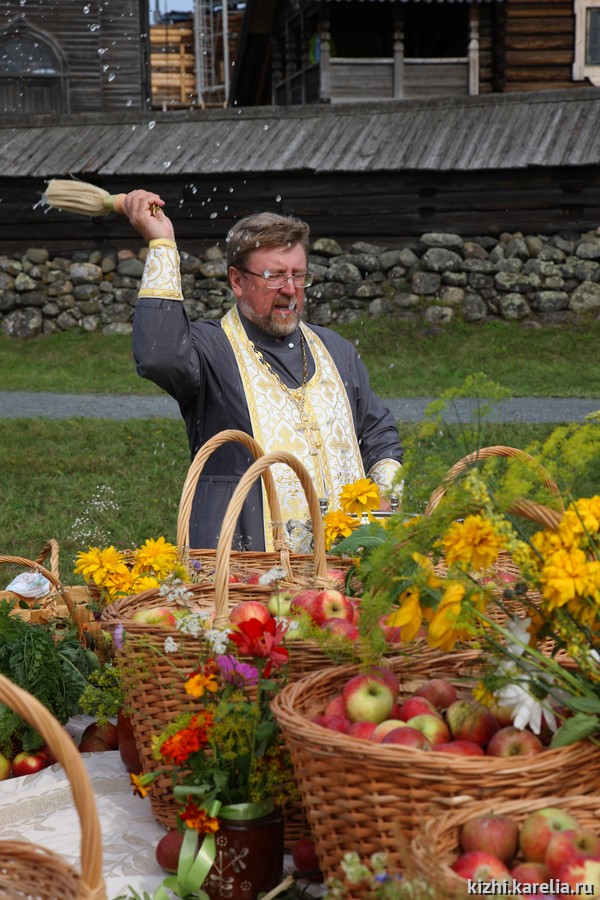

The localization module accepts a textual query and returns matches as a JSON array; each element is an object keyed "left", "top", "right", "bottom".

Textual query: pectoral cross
[{"left": 295, "top": 407, "right": 328, "bottom": 502}]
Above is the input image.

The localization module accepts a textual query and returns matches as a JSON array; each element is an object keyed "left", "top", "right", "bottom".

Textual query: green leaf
[
  {"left": 332, "top": 524, "right": 387, "bottom": 555},
  {"left": 550, "top": 713, "right": 600, "bottom": 748},
  {"left": 567, "top": 696, "right": 600, "bottom": 714}
]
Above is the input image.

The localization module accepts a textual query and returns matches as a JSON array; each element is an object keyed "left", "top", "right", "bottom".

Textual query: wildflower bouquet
[
  {"left": 129, "top": 601, "right": 296, "bottom": 899},
  {"left": 340, "top": 441, "right": 600, "bottom": 747},
  {"left": 74, "top": 536, "right": 188, "bottom": 608}
]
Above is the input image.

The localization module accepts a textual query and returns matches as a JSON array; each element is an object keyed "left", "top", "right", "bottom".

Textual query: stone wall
[{"left": 2, "top": 229, "right": 600, "bottom": 338}]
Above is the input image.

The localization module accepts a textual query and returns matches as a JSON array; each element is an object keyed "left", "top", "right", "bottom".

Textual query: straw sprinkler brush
[{"left": 43, "top": 179, "right": 163, "bottom": 219}]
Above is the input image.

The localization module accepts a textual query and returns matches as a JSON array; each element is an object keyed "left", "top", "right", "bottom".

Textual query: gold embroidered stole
[{"left": 221, "top": 306, "right": 364, "bottom": 552}]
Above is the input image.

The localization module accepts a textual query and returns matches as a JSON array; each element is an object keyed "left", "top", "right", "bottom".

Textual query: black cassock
[{"left": 133, "top": 297, "right": 403, "bottom": 550}]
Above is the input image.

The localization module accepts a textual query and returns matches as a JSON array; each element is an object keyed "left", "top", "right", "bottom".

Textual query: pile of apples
[
  {"left": 0, "top": 719, "right": 120, "bottom": 781},
  {"left": 311, "top": 669, "right": 555, "bottom": 756},
  {"left": 448, "top": 805, "right": 600, "bottom": 896}
]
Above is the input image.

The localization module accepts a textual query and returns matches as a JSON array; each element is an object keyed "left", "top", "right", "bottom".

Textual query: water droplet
[
  {"left": 126, "top": 98, "right": 133, "bottom": 107},
  {"left": 275, "top": 194, "right": 281, "bottom": 202},
  {"left": 210, "top": 212, "right": 218, "bottom": 219},
  {"left": 263, "top": 124, "right": 269, "bottom": 131},
  {"left": 108, "top": 72, "right": 115, "bottom": 82},
  {"left": 83, "top": 3, "right": 91, "bottom": 13},
  {"left": 98, "top": 47, "right": 108, "bottom": 56},
  {"left": 162, "top": 160, "right": 171, "bottom": 169},
  {"left": 148, "top": 121, "right": 156, "bottom": 130}
]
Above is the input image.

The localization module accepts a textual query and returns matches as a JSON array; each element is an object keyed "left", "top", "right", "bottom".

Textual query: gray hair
[{"left": 226, "top": 212, "right": 310, "bottom": 270}]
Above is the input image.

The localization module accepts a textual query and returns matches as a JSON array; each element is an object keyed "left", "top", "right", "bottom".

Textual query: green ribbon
[{"left": 152, "top": 798, "right": 275, "bottom": 899}]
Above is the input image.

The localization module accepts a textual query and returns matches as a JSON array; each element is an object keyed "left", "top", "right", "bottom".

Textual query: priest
[{"left": 122, "top": 190, "right": 403, "bottom": 552}]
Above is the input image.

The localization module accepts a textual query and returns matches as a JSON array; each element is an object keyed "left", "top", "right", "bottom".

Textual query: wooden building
[
  {"left": 232, "top": 0, "right": 600, "bottom": 106},
  {"left": 1, "top": 88, "right": 599, "bottom": 252},
  {"left": 0, "top": 0, "right": 150, "bottom": 115}
]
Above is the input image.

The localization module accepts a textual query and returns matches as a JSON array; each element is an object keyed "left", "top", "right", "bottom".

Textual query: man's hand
[{"left": 120, "top": 189, "right": 175, "bottom": 243}]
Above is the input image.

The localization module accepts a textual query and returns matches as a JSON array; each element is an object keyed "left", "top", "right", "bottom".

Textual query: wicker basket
[
  {"left": 411, "top": 793, "right": 600, "bottom": 899},
  {"left": 101, "top": 450, "right": 334, "bottom": 839},
  {"left": 0, "top": 673, "right": 106, "bottom": 899},
  {"left": 270, "top": 653, "right": 600, "bottom": 894}
]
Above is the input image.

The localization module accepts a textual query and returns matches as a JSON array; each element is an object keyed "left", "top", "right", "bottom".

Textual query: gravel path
[{"left": 0, "top": 391, "right": 598, "bottom": 423}]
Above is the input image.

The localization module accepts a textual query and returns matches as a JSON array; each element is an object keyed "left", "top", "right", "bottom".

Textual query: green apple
[{"left": 267, "top": 591, "right": 294, "bottom": 616}]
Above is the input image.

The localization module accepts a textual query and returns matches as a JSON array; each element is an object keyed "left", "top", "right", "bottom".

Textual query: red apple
[
  {"left": 322, "top": 617, "right": 359, "bottom": 640},
  {"left": 37, "top": 744, "right": 57, "bottom": 766},
  {"left": 11, "top": 751, "right": 51, "bottom": 777},
  {"left": 229, "top": 600, "right": 271, "bottom": 625},
  {"left": 309, "top": 590, "right": 354, "bottom": 626},
  {"left": 292, "top": 837, "right": 323, "bottom": 881},
  {"left": 367, "top": 665, "right": 399, "bottom": 697},
  {"left": 446, "top": 699, "right": 500, "bottom": 748},
  {"left": 433, "top": 740, "right": 485, "bottom": 756},
  {"left": 244, "top": 573, "right": 263, "bottom": 585},
  {"left": 325, "top": 568, "right": 347, "bottom": 590},
  {"left": 0, "top": 752, "right": 12, "bottom": 780},
  {"left": 324, "top": 695, "right": 346, "bottom": 718},
  {"left": 156, "top": 830, "right": 185, "bottom": 874},
  {"left": 341, "top": 673, "right": 395, "bottom": 724},
  {"left": 460, "top": 813, "right": 519, "bottom": 864},
  {"left": 405, "top": 713, "right": 450, "bottom": 746},
  {"left": 511, "top": 860, "right": 551, "bottom": 885},
  {"left": 545, "top": 829, "right": 600, "bottom": 877},
  {"left": 131, "top": 606, "right": 176, "bottom": 627},
  {"left": 228, "top": 573, "right": 241, "bottom": 584},
  {"left": 382, "top": 624, "right": 403, "bottom": 644},
  {"left": 519, "top": 807, "right": 580, "bottom": 862},
  {"left": 371, "top": 719, "right": 409, "bottom": 742},
  {"left": 486, "top": 726, "right": 544, "bottom": 758},
  {"left": 557, "top": 856, "right": 600, "bottom": 893},
  {"left": 397, "top": 695, "right": 443, "bottom": 723},
  {"left": 80, "top": 720, "right": 119, "bottom": 751},
  {"left": 451, "top": 850, "right": 511, "bottom": 883},
  {"left": 414, "top": 678, "right": 458, "bottom": 711},
  {"left": 381, "top": 727, "right": 432, "bottom": 750},
  {"left": 347, "top": 721, "right": 378, "bottom": 741},
  {"left": 290, "top": 589, "right": 320, "bottom": 615},
  {"left": 311, "top": 714, "right": 350, "bottom": 733}
]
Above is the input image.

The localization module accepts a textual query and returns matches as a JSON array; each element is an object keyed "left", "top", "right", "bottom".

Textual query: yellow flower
[
  {"left": 339, "top": 477, "right": 380, "bottom": 517},
  {"left": 185, "top": 672, "right": 219, "bottom": 698},
  {"left": 412, "top": 552, "right": 443, "bottom": 589},
  {"left": 427, "top": 581, "right": 466, "bottom": 652},
  {"left": 443, "top": 515, "right": 504, "bottom": 571},
  {"left": 386, "top": 586, "right": 422, "bottom": 642},
  {"left": 130, "top": 570, "right": 161, "bottom": 594},
  {"left": 133, "top": 536, "right": 179, "bottom": 580},
  {"left": 74, "top": 546, "right": 131, "bottom": 594},
  {"left": 323, "top": 510, "right": 359, "bottom": 550},
  {"left": 540, "top": 547, "right": 596, "bottom": 611}
]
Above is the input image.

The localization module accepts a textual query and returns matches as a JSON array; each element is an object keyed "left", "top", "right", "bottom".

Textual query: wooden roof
[{"left": 2, "top": 88, "right": 599, "bottom": 183}]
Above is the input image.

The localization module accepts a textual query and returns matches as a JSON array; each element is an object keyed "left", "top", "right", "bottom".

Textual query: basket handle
[
  {"left": 176, "top": 429, "right": 290, "bottom": 557},
  {"left": 424, "top": 444, "right": 564, "bottom": 530},
  {"left": 35, "top": 538, "right": 60, "bottom": 582},
  {"left": 212, "top": 451, "right": 328, "bottom": 626},
  {"left": 0, "top": 555, "right": 75, "bottom": 616},
  {"left": 0, "top": 673, "right": 106, "bottom": 899}
]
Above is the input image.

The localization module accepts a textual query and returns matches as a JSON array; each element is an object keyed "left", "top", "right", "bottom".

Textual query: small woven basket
[
  {"left": 0, "top": 673, "right": 106, "bottom": 899},
  {"left": 411, "top": 793, "right": 600, "bottom": 899},
  {"left": 177, "top": 427, "right": 356, "bottom": 589},
  {"left": 271, "top": 653, "right": 600, "bottom": 894}
]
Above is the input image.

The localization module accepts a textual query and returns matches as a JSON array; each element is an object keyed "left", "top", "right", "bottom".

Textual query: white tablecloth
[
  {"left": 0, "top": 716, "right": 167, "bottom": 899},
  {"left": 0, "top": 716, "right": 324, "bottom": 899}
]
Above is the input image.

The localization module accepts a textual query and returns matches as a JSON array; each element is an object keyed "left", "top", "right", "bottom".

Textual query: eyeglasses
[{"left": 240, "top": 268, "right": 314, "bottom": 289}]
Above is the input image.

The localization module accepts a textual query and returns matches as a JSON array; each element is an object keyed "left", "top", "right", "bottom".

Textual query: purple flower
[
  {"left": 216, "top": 654, "right": 259, "bottom": 687},
  {"left": 113, "top": 623, "right": 124, "bottom": 650}
]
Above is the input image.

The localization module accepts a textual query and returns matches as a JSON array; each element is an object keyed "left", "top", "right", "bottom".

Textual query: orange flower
[
  {"left": 180, "top": 800, "right": 221, "bottom": 834},
  {"left": 160, "top": 712, "right": 214, "bottom": 765}
]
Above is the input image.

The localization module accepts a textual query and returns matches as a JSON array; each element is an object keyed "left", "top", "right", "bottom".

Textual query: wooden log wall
[
  {"left": 2, "top": 168, "right": 599, "bottom": 253},
  {"left": 0, "top": 0, "right": 148, "bottom": 113},
  {"left": 500, "top": 0, "right": 578, "bottom": 92}
]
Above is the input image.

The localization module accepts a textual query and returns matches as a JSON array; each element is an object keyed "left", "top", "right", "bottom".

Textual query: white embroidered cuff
[
  {"left": 368, "top": 458, "right": 403, "bottom": 500},
  {"left": 138, "top": 239, "right": 183, "bottom": 300}
]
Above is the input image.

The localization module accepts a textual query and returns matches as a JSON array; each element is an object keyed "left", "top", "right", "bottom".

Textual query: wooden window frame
[{"left": 573, "top": 0, "right": 600, "bottom": 85}]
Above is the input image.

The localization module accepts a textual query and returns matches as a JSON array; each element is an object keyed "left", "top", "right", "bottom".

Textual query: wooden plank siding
[
  {"left": 501, "top": 0, "right": 578, "bottom": 92},
  {"left": 0, "top": 0, "right": 148, "bottom": 114}
]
